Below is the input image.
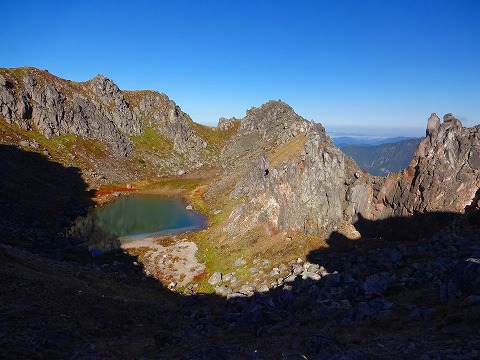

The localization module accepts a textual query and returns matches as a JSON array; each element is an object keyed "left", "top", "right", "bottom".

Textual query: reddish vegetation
[
  {"left": 94, "top": 186, "right": 136, "bottom": 197},
  {"left": 193, "top": 272, "right": 208, "bottom": 282}
]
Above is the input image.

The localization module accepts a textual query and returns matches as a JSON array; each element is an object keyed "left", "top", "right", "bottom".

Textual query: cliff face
[
  {"left": 369, "top": 113, "right": 480, "bottom": 219},
  {"left": 0, "top": 67, "right": 205, "bottom": 161},
  {"left": 222, "top": 101, "right": 365, "bottom": 237},
  {"left": 225, "top": 110, "right": 480, "bottom": 238}
]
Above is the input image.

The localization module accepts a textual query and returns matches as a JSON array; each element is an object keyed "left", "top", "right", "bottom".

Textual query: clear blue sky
[{"left": 2, "top": 0, "right": 479, "bottom": 136}]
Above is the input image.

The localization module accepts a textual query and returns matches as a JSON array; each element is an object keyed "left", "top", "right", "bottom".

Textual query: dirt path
[{"left": 121, "top": 237, "right": 205, "bottom": 290}]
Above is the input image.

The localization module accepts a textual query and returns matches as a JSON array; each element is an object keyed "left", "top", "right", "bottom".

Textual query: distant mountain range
[
  {"left": 336, "top": 137, "right": 423, "bottom": 176},
  {"left": 332, "top": 136, "right": 420, "bottom": 147}
]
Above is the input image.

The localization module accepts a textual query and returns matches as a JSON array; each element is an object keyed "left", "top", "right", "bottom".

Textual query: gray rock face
[
  {"left": 224, "top": 101, "right": 363, "bottom": 237},
  {"left": 224, "top": 105, "right": 480, "bottom": 238},
  {"left": 87, "top": 75, "right": 141, "bottom": 135},
  {"left": 0, "top": 67, "right": 206, "bottom": 161},
  {"left": 0, "top": 69, "right": 137, "bottom": 156},
  {"left": 370, "top": 114, "right": 480, "bottom": 219}
]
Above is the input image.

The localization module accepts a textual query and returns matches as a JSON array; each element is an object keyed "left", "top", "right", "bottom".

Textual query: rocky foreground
[
  {"left": 1, "top": 67, "right": 479, "bottom": 359},
  {"left": 1, "top": 209, "right": 479, "bottom": 359}
]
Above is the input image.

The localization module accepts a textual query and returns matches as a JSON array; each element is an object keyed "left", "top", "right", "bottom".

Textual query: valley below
[{"left": 1, "top": 67, "right": 479, "bottom": 359}]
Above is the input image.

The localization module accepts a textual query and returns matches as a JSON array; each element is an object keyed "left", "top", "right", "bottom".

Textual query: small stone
[
  {"left": 113, "top": 191, "right": 121, "bottom": 197},
  {"left": 270, "top": 268, "right": 281, "bottom": 276},
  {"left": 227, "top": 292, "right": 247, "bottom": 300},
  {"left": 29, "top": 140, "right": 40, "bottom": 149},
  {"left": 233, "top": 258, "right": 246, "bottom": 267},
  {"left": 185, "top": 205, "right": 193, "bottom": 211},
  {"left": 302, "top": 271, "right": 321, "bottom": 281},
  {"left": 239, "top": 284, "right": 254, "bottom": 295},
  {"left": 215, "top": 285, "right": 231, "bottom": 296},
  {"left": 306, "top": 264, "right": 319, "bottom": 273},
  {"left": 284, "top": 274, "right": 297, "bottom": 283},
  {"left": 208, "top": 272, "right": 222, "bottom": 285},
  {"left": 256, "top": 284, "right": 269, "bottom": 293},
  {"left": 363, "top": 273, "right": 389, "bottom": 296},
  {"left": 292, "top": 265, "right": 303, "bottom": 275}
]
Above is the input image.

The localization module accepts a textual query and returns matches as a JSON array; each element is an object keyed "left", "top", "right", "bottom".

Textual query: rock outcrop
[
  {"left": 0, "top": 69, "right": 138, "bottom": 156},
  {"left": 225, "top": 101, "right": 363, "bottom": 237},
  {"left": 369, "top": 113, "right": 480, "bottom": 219},
  {"left": 0, "top": 67, "right": 205, "bottom": 160},
  {"left": 225, "top": 109, "right": 480, "bottom": 238},
  {"left": 124, "top": 90, "right": 206, "bottom": 159}
]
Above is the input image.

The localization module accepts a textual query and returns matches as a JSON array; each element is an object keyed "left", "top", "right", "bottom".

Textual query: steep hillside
[
  {"left": 222, "top": 111, "right": 480, "bottom": 241},
  {"left": 339, "top": 138, "right": 422, "bottom": 176},
  {"left": 0, "top": 67, "right": 223, "bottom": 184}
]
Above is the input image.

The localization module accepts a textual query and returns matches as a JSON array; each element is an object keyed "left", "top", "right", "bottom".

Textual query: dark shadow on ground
[
  {"left": 0, "top": 145, "right": 93, "bottom": 256},
  {"left": 1, "top": 147, "right": 479, "bottom": 359}
]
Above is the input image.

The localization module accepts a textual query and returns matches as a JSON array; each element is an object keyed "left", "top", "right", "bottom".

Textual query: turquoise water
[
  {"left": 95, "top": 196, "right": 206, "bottom": 238},
  {"left": 72, "top": 196, "right": 207, "bottom": 252}
]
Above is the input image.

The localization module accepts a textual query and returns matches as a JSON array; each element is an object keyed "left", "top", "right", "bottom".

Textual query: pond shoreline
[{"left": 71, "top": 195, "right": 207, "bottom": 255}]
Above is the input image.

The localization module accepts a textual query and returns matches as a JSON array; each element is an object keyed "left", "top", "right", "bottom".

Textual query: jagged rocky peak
[
  {"left": 88, "top": 74, "right": 121, "bottom": 97},
  {"left": 0, "top": 68, "right": 137, "bottom": 156},
  {"left": 416, "top": 114, "right": 479, "bottom": 207},
  {"left": 426, "top": 112, "right": 463, "bottom": 137},
  {"left": 217, "top": 116, "right": 239, "bottom": 131},
  {"left": 240, "top": 100, "right": 326, "bottom": 143},
  {"left": 226, "top": 111, "right": 480, "bottom": 239},
  {"left": 0, "top": 67, "right": 211, "bottom": 165}
]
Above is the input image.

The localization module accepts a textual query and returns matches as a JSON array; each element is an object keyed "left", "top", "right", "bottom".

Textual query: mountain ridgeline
[
  {"left": 0, "top": 67, "right": 479, "bottom": 241},
  {"left": 338, "top": 138, "right": 423, "bottom": 176},
  {"left": 2, "top": 67, "right": 480, "bottom": 359}
]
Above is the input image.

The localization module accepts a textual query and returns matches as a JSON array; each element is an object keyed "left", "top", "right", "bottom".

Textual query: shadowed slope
[{"left": 0, "top": 145, "right": 93, "bottom": 256}]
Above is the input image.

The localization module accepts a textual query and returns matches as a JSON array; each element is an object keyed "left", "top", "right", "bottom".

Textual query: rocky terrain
[
  {"left": 1, "top": 67, "right": 479, "bottom": 359},
  {"left": 0, "top": 67, "right": 225, "bottom": 184},
  {"left": 225, "top": 112, "right": 480, "bottom": 238}
]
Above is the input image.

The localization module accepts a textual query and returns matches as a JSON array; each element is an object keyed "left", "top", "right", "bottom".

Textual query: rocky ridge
[
  {"left": 0, "top": 67, "right": 207, "bottom": 172},
  {"left": 224, "top": 111, "right": 480, "bottom": 238}
]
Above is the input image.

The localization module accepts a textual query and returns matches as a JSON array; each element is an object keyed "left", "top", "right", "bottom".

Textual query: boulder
[
  {"left": 363, "top": 273, "right": 389, "bottom": 297},
  {"left": 208, "top": 272, "right": 222, "bottom": 285}
]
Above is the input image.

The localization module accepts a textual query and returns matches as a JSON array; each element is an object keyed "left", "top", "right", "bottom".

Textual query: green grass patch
[{"left": 131, "top": 126, "right": 173, "bottom": 155}]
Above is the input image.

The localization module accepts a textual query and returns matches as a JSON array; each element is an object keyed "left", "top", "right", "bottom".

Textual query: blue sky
[{"left": 2, "top": 0, "right": 479, "bottom": 136}]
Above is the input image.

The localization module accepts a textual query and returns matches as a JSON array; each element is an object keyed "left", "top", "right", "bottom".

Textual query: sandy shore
[{"left": 121, "top": 236, "right": 205, "bottom": 289}]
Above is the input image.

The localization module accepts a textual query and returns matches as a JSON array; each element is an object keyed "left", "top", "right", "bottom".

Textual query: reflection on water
[{"left": 70, "top": 196, "right": 207, "bottom": 252}]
